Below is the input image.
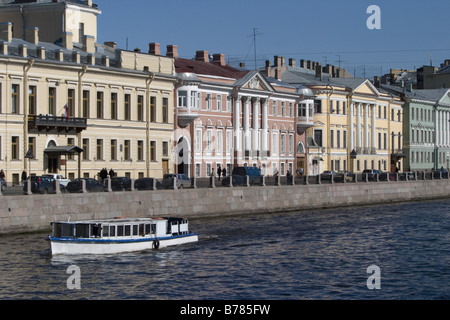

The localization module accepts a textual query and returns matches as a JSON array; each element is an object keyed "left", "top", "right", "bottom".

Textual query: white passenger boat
[{"left": 49, "top": 217, "right": 198, "bottom": 255}]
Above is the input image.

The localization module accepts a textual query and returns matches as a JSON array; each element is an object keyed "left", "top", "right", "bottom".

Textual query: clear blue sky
[{"left": 95, "top": 0, "right": 450, "bottom": 79}]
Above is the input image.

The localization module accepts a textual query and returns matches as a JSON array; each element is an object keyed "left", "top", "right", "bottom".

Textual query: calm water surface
[{"left": 0, "top": 199, "right": 449, "bottom": 300}]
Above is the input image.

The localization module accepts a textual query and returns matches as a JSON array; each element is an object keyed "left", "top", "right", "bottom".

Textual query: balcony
[
  {"left": 177, "top": 107, "right": 199, "bottom": 128},
  {"left": 391, "top": 148, "right": 407, "bottom": 158},
  {"left": 297, "top": 116, "right": 314, "bottom": 135},
  {"left": 29, "top": 115, "right": 87, "bottom": 133}
]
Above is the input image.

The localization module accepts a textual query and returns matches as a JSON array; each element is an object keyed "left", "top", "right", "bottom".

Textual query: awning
[
  {"left": 44, "top": 146, "right": 84, "bottom": 155},
  {"left": 312, "top": 157, "right": 324, "bottom": 161}
]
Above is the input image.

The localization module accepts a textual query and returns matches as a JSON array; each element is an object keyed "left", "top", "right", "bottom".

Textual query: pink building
[{"left": 166, "top": 45, "right": 313, "bottom": 178}]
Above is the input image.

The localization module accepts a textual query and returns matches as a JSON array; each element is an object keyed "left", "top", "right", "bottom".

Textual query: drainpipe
[
  {"left": 326, "top": 84, "right": 334, "bottom": 171},
  {"left": 23, "top": 59, "right": 34, "bottom": 172},
  {"left": 145, "top": 72, "right": 155, "bottom": 177},
  {"left": 347, "top": 88, "right": 355, "bottom": 172},
  {"left": 77, "top": 65, "right": 88, "bottom": 178}
]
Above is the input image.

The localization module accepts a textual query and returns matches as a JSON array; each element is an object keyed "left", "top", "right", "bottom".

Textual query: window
[
  {"left": 111, "top": 93, "right": 117, "bottom": 120},
  {"left": 206, "top": 130, "right": 212, "bottom": 152},
  {"left": 226, "top": 95, "right": 232, "bottom": 112},
  {"left": 150, "top": 141, "right": 156, "bottom": 161},
  {"left": 162, "top": 141, "right": 169, "bottom": 157},
  {"left": 11, "top": 84, "right": 20, "bottom": 114},
  {"left": 82, "top": 139, "right": 89, "bottom": 160},
  {"left": 97, "top": 92, "right": 104, "bottom": 119},
  {"left": 137, "top": 95, "right": 144, "bottom": 121},
  {"left": 96, "top": 139, "right": 103, "bottom": 160},
  {"left": 217, "top": 94, "right": 222, "bottom": 111},
  {"left": 272, "top": 133, "right": 278, "bottom": 155},
  {"left": 28, "top": 137, "right": 35, "bottom": 159},
  {"left": 314, "top": 99, "right": 322, "bottom": 113},
  {"left": 298, "top": 103, "right": 307, "bottom": 117},
  {"left": 124, "top": 140, "right": 131, "bottom": 161},
  {"left": 49, "top": 88, "right": 56, "bottom": 115},
  {"left": 195, "top": 163, "right": 201, "bottom": 177},
  {"left": 281, "top": 102, "right": 285, "bottom": 116},
  {"left": 68, "top": 89, "right": 75, "bottom": 117},
  {"left": 82, "top": 90, "right": 89, "bottom": 118},
  {"left": 337, "top": 130, "right": 341, "bottom": 148},
  {"left": 68, "top": 138, "right": 75, "bottom": 160},
  {"left": 28, "top": 86, "right": 36, "bottom": 115},
  {"left": 289, "top": 134, "right": 294, "bottom": 154},
  {"left": 226, "top": 130, "right": 232, "bottom": 152},
  {"left": 162, "top": 97, "right": 169, "bottom": 123},
  {"left": 272, "top": 101, "right": 277, "bottom": 116},
  {"left": 206, "top": 94, "right": 212, "bottom": 110},
  {"left": 281, "top": 133, "right": 286, "bottom": 154},
  {"left": 314, "top": 130, "right": 323, "bottom": 147},
  {"left": 217, "top": 130, "right": 223, "bottom": 154},
  {"left": 289, "top": 102, "right": 294, "bottom": 117},
  {"left": 195, "top": 129, "right": 202, "bottom": 152},
  {"left": 137, "top": 141, "right": 143, "bottom": 161},
  {"left": 190, "top": 91, "right": 198, "bottom": 109},
  {"left": 111, "top": 140, "right": 117, "bottom": 161},
  {"left": 150, "top": 96, "right": 156, "bottom": 122},
  {"left": 330, "top": 130, "right": 334, "bottom": 148},
  {"left": 124, "top": 94, "right": 131, "bottom": 120},
  {"left": 343, "top": 131, "right": 347, "bottom": 149},
  {"left": 178, "top": 91, "right": 187, "bottom": 107}
]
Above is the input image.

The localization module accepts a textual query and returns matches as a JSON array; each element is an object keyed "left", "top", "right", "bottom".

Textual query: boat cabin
[{"left": 51, "top": 218, "right": 190, "bottom": 239}]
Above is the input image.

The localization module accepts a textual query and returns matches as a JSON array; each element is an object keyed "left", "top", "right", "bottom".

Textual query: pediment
[
  {"left": 238, "top": 72, "right": 274, "bottom": 92},
  {"left": 354, "top": 80, "right": 380, "bottom": 96}
]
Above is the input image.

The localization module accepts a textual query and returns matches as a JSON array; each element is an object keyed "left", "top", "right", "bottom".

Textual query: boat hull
[{"left": 50, "top": 234, "right": 198, "bottom": 255}]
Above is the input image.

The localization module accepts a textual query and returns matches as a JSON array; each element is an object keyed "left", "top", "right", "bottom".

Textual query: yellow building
[
  {"left": 271, "top": 58, "right": 404, "bottom": 175},
  {"left": 0, "top": 1, "right": 176, "bottom": 184}
]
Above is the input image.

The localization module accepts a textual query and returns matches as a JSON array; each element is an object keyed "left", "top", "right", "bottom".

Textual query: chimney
[
  {"left": 82, "top": 35, "right": 96, "bottom": 53},
  {"left": 289, "top": 58, "right": 296, "bottom": 67},
  {"left": 212, "top": 53, "right": 225, "bottom": 66},
  {"left": 19, "top": 44, "right": 27, "bottom": 57},
  {"left": 275, "top": 68, "right": 282, "bottom": 80},
  {"left": 55, "top": 49, "right": 63, "bottom": 62},
  {"left": 0, "top": 22, "right": 13, "bottom": 42},
  {"left": 166, "top": 45, "right": 178, "bottom": 58},
  {"left": 37, "top": 46, "right": 45, "bottom": 60},
  {"left": 85, "top": 0, "right": 93, "bottom": 6},
  {"left": 195, "top": 50, "right": 209, "bottom": 62},
  {"left": 149, "top": 43, "right": 160, "bottom": 55},
  {"left": 265, "top": 60, "right": 271, "bottom": 77},
  {"left": 315, "top": 63, "right": 323, "bottom": 80},
  {"left": 274, "top": 56, "right": 282, "bottom": 67},
  {"left": 25, "top": 27, "right": 39, "bottom": 45},
  {"left": 62, "top": 32, "right": 73, "bottom": 50},
  {"left": 300, "top": 59, "right": 306, "bottom": 69},
  {"left": 240, "top": 62, "right": 246, "bottom": 69},
  {"left": 373, "top": 76, "right": 380, "bottom": 88},
  {"left": 104, "top": 41, "right": 117, "bottom": 49}
]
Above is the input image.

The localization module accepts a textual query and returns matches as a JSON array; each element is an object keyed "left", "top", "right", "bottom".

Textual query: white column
[
  {"left": 243, "top": 97, "right": 251, "bottom": 151},
  {"left": 252, "top": 97, "right": 260, "bottom": 152},
  {"left": 350, "top": 102, "right": 355, "bottom": 151},
  {"left": 364, "top": 103, "right": 369, "bottom": 153},
  {"left": 234, "top": 97, "right": 241, "bottom": 152},
  {"left": 356, "top": 103, "right": 362, "bottom": 152},
  {"left": 262, "top": 99, "right": 268, "bottom": 152},
  {"left": 372, "top": 104, "right": 376, "bottom": 153}
]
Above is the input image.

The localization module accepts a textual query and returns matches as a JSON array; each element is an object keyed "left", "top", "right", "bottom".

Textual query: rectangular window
[
  {"left": 83, "top": 90, "right": 89, "bottom": 118},
  {"left": 49, "top": 88, "right": 56, "bottom": 115},
  {"left": 280, "top": 133, "right": 286, "bottom": 154},
  {"left": 330, "top": 130, "right": 334, "bottom": 148},
  {"left": 337, "top": 130, "right": 341, "bottom": 149},
  {"left": 217, "top": 94, "right": 222, "bottom": 111},
  {"left": 111, "top": 93, "right": 117, "bottom": 120},
  {"left": 162, "top": 97, "right": 169, "bottom": 123},
  {"left": 96, "top": 139, "right": 103, "bottom": 160},
  {"left": 150, "top": 141, "right": 156, "bottom": 161},
  {"left": 272, "top": 133, "right": 278, "bottom": 155},
  {"left": 124, "top": 140, "right": 130, "bottom": 160},
  {"left": 217, "top": 130, "right": 223, "bottom": 154},
  {"left": 281, "top": 102, "right": 286, "bottom": 117},
  {"left": 137, "top": 141, "right": 143, "bottom": 161},
  {"left": 68, "top": 138, "right": 75, "bottom": 160},
  {"left": 314, "top": 130, "right": 323, "bottom": 147},
  {"left": 195, "top": 129, "right": 202, "bottom": 152},
  {"left": 162, "top": 141, "right": 169, "bottom": 157},
  {"left": 11, "top": 84, "right": 20, "bottom": 114},
  {"left": 206, "top": 94, "right": 212, "bottom": 110},
  {"left": 343, "top": 131, "right": 347, "bottom": 149},
  {"left": 111, "top": 140, "right": 117, "bottom": 161},
  {"left": 68, "top": 89, "right": 75, "bottom": 117},
  {"left": 124, "top": 94, "right": 131, "bottom": 120},
  {"left": 97, "top": 92, "right": 104, "bottom": 119},
  {"left": 289, "top": 102, "right": 294, "bottom": 117},
  {"left": 272, "top": 100, "right": 277, "bottom": 116},
  {"left": 137, "top": 95, "right": 144, "bottom": 121},
  {"left": 195, "top": 163, "right": 201, "bottom": 178},
  {"left": 314, "top": 100, "right": 322, "bottom": 114},
  {"left": 178, "top": 91, "right": 187, "bottom": 107},
  {"left": 28, "top": 86, "right": 36, "bottom": 115},
  {"left": 150, "top": 96, "right": 156, "bottom": 122},
  {"left": 28, "top": 137, "right": 36, "bottom": 159},
  {"left": 289, "top": 134, "right": 294, "bottom": 154},
  {"left": 82, "top": 139, "right": 89, "bottom": 160},
  {"left": 226, "top": 130, "right": 232, "bottom": 152},
  {"left": 226, "top": 95, "right": 232, "bottom": 112},
  {"left": 206, "top": 130, "right": 212, "bottom": 152}
]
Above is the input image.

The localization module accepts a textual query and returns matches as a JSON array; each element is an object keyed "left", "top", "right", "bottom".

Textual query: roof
[
  {"left": 175, "top": 57, "right": 249, "bottom": 79},
  {"left": 381, "top": 84, "right": 450, "bottom": 104},
  {"left": 44, "top": 146, "right": 84, "bottom": 154}
]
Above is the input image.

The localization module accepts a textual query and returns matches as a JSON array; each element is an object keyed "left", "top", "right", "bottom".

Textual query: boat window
[
  {"left": 125, "top": 225, "right": 131, "bottom": 236},
  {"left": 90, "top": 224, "right": 101, "bottom": 238},
  {"left": 61, "top": 223, "right": 74, "bottom": 237},
  {"left": 144, "top": 224, "right": 151, "bottom": 235},
  {"left": 103, "top": 224, "right": 109, "bottom": 237},
  {"left": 109, "top": 225, "right": 116, "bottom": 237},
  {"left": 76, "top": 224, "right": 90, "bottom": 238},
  {"left": 132, "top": 225, "right": 138, "bottom": 236},
  {"left": 117, "top": 225, "right": 124, "bottom": 237}
]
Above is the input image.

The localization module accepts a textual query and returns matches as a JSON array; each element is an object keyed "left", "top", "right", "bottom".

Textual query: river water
[{"left": 0, "top": 199, "right": 449, "bottom": 300}]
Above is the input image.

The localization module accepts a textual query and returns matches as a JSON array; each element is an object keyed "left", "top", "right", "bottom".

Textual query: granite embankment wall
[{"left": 1, "top": 179, "right": 450, "bottom": 235}]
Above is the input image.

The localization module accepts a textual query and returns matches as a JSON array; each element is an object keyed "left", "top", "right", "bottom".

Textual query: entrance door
[
  {"left": 48, "top": 156, "right": 58, "bottom": 173},
  {"left": 162, "top": 160, "right": 169, "bottom": 175}
]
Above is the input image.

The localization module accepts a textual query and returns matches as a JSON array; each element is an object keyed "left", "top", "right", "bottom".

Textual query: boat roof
[{"left": 53, "top": 217, "right": 182, "bottom": 224}]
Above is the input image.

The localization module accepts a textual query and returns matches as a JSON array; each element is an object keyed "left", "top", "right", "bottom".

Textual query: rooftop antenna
[{"left": 250, "top": 28, "right": 262, "bottom": 70}]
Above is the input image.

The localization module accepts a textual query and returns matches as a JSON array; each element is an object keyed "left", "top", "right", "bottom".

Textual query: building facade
[
  {"left": 0, "top": 2, "right": 177, "bottom": 184},
  {"left": 266, "top": 56, "right": 405, "bottom": 174},
  {"left": 170, "top": 48, "right": 312, "bottom": 178}
]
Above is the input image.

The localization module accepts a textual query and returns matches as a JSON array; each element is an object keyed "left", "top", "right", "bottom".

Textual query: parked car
[
  {"left": 320, "top": 170, "right": 337, "bottom": 181},
  {"left": 23, "top": 176, "right": 57, "bottom": 194},
  {"left": 1, "top": 178, "right": 6, "bottom": 192},
  {"left": 42, "top": 173, "right": 71, "bottom": 187},
  {"left": 110, "top": 177, "right": 132, "bottom": 191},
  {"left": 362, "top": 169, "right": 383, "bottom": 181},
  {"left": 335, "top": 170, "right": 354, "bottom": 182},
  {"left": 66, "top": 178, "right": 105, "bottom": 193},
  {"left": 134, "top": 178, "right": 163, "bottom": 190},
  {"left": 222, "top": 166, "right": 262, "bottom": 186},
  {"left": 162, "top": 173, "right": 191, "bottom": 189}
]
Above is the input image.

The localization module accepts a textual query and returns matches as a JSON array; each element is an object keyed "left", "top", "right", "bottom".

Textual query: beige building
[{"left": 0, "top": 1, "right": 176, "bottom": 184}]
